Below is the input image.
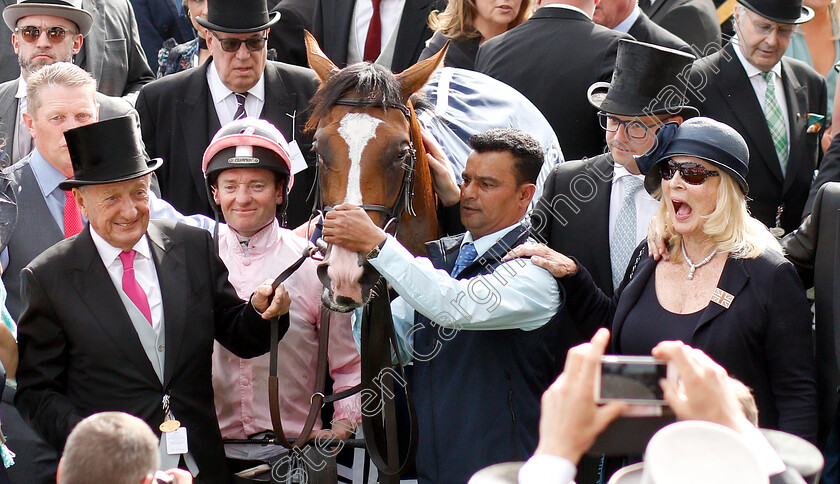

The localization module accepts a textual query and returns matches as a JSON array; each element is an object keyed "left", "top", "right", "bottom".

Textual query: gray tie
[{"left": 611, "top": 176, "right": 644, "bottom": 289}]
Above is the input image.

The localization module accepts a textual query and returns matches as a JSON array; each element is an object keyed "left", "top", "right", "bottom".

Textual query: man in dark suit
[
  {"left": 0, "top": 62, "right": 213, "bottom": 484},
  {"left": 642, "top": 0, "right": 722, "bottom": 53},
  {"left": 530, "top": 40, "right": 696, "bottom": 483},
  {"left": 784, "top": 182, "right": 840, "bottom": 483},
  {"left": 312, "top": 0, "right": 444, "bottom": 74},
  {"left": 267, "top": 0, "right": 315, "bottom": 68},
  {"left": 594, "top": 0, "right": 690, "bottom": 51},
  {"left": 688, "top": 0, "right": 826, "bottom": 234},
  {"left": 136, "top": 0, "right": 318, "bottom": 227},
  {"left": 14, "top": 115, "right": 291, "bottom": 483},
  {"left": 0, "top": 0, "right": 155, "bottom": 102},
  {"left": 0, "top": 0, "right": 137, "bottom": 166},
  {"left": 475, "top": 0, "right": 632, "bottom": 161}
]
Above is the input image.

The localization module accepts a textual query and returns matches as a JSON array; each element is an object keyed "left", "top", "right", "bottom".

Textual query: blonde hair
[
  {"left": 653, "top": 172, "right": 781, "bottom": 261},
  {"left": 428, "top": 0, "right": 534, "bottom": 40},
  {"left": 27, "top": 62, "right": 96, "bottom": 116}
]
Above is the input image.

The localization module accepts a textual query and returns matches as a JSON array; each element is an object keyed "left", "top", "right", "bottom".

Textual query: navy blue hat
[{"left": 640, "top": 117, "right": 750, "bottom": 195}]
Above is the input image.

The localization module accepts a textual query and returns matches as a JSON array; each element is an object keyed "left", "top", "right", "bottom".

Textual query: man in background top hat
[
  {"left": 687, "top": 0, "right": 826, "bottom": 235},
  {"left": 136, "top": 0, "right": 319, "bottom": 228},
  {"left": 475, "top": 0, "right": 632, "bottom": 162},
  {"left": 0, "top": 0, "right": 139, "bottom": 167},
  {"left": 14, "top": 115, "right": 291, "bottom": 483},
  {"left": 0, "top": 0, "right": 154, "bottom": 100},
  {"left": 530, "top": 40, "right": 697, "bottom": 482}
]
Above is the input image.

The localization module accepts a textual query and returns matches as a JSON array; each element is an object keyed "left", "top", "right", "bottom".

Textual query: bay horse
[{"left": 304, "top": 32, "right": 444, "bottom": 313}]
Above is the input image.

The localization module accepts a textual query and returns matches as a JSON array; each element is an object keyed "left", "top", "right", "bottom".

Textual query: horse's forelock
[{"left": 306, "top": 63, "right": 404, "bottom": 133}]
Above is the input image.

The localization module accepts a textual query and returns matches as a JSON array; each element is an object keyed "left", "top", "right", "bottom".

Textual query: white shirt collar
[
  {"left": 732, "top": 35, "right": 782, "bottom": 79},
  {"left": 90, "top": 228, "right": 153, "bottom": 268},
  {"left": 206, "top": 60, "right": 266, "bottom": 104},
  {"left": 15, "top": 76, "right": 26, "bottom": 99},
  {"left": 462, "top": 223, "right": 521, "bottom": 257},
  {"left": 614, "top": 5, "right": 641, "bottom": 33},
  {"left": 541, "top": 3, "right": 592, "bottom": 20}
]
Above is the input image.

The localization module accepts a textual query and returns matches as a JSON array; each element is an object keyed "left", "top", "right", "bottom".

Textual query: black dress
[{"left": 419, "top": 31, "right": 480, "bottom": 70}]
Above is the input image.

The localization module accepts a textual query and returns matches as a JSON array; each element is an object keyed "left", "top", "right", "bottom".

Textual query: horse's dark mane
[{"left": 306, "top": 62, "right": 404, "bottom": 132}]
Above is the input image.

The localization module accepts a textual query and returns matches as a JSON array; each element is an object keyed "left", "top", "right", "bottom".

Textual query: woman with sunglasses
[{"left": 511, "top": 117, "right": 817, "bottom": 443}]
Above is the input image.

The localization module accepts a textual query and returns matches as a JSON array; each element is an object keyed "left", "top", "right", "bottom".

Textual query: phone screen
[{"left": 598, "top": 357, "right": 668, "bottom": 405}]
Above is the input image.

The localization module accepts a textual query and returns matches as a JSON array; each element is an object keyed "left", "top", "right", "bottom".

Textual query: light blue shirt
[
  {"left": 0, "top": 151, "right": 216, "bottom": 269},
  {"left": 613, "top": 5, "right": 641, "bottom": 34},
  {"left": 352, "top": 224, "right": 562, "bottom": 364}
]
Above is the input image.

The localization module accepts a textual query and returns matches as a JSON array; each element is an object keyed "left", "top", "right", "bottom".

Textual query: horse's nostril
[{"left": 335, "top": 295, "right": 360, "bottom": 307}]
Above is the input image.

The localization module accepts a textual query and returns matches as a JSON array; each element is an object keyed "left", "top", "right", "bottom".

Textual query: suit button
[{"left": 158, "top": 344, "right": 165, "bottom": 352}]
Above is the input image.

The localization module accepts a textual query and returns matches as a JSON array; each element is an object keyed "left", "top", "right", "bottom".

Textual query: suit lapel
[
  {"left": 330, "top": 0, "right": 354, "bottom": 65},
  {"left": 261, "top": 64, "right": 294, "bottom": 136},
  {"left": 77, "top": 0, "right": 103, "bottom": 78},
  {"left": 716, "top": 45, "right": 783, "bottom": 184},
  {"left": 780, "top": 60, "right": 808, "bottom": 196},
  {"left": 588, "top": 155, "right": 615, "bottom": 294},
  {"left": 0, "top": 82, "right": 19, "bottom": 160},
  {"left": 146, "top": 222, "right": 187, "bottom": 388},
  {"left": 693, "top": 257, "right": 749, "bottom": 335},
  {"left": 392, "top": 0, "right": 427, "bottom": 73},
  {"left": 179, "top": 63, "right": 219, "bottom": 210},
  {"left": 69, "top": 227, "right": 161, "bottom": 384},
  {"left": 643, "top": 0, "right": 666, "bottom": 19}
]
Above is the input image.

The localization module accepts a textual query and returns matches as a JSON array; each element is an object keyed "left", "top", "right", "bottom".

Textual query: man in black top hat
[
  {"left": 14, "top": 116, "right": 291, "bottom": 483},
  {"left": 136, "top": 0, "right": 319, "bottom": 228},
  {"left": 687, "top": 0, "right": 826, "bottom": 235}
]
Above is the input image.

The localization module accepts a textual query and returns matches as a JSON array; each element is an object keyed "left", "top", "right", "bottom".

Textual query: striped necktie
[
  {"left": 610, "top": 176, "right": 643, "bottom": 289},
  {"left": 761, "top": 71, "right": 788, "bottom": 173},
  {"left": 233, "top": 92, "right": 248, "bottom": 120}
]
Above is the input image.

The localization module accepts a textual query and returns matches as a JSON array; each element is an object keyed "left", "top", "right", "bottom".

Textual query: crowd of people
[{"left": 0, "top": 0, "right": 836, "bottom": 483}]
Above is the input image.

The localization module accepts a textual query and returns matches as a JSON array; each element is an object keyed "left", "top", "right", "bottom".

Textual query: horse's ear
[
  {"left": 304, "top": 30, "right": 339, "bottom": 83},
  {"left": 396, "top": 42, "right": 448, "bottom": 103}
]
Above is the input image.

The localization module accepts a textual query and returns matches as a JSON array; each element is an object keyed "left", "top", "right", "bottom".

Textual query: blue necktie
[
  {"left": 451, "top": 242, "right": 478, "bottom": 277},
  {"left": 233, "top": 92, "right": 247, "bottom": 120}
]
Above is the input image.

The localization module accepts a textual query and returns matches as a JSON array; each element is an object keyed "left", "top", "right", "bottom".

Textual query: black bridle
[{"left": 313, "top": 97, "right": 419, "bottom": 237}]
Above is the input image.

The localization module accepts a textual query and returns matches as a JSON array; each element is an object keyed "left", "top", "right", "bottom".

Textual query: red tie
[
  {"left": 119, "top": 250, "right": 153, "bottom": 327},
  {"left": 363, "top": 0, "right": 382, "bottom": 62},
  {"left": 63, "top": 190, "right": 83, "bottom": 238}
]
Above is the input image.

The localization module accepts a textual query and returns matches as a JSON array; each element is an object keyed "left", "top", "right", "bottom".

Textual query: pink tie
[
  {"left": 119, "top": 250, "right": 153, "bottom": 326},
  {"left": 63, "top": 190, "right": 83, "bottom": 238}
]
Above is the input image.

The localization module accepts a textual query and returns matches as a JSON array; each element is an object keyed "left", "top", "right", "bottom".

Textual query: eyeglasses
[
  {"left": 210, "top": 31, "right": 267, "bottom": 52},
  {"left": 14, "top": 26, "right": 75, "bottom": 43},
  {"left": 741, "top": 9, "right": 795, "bottom": 38},
  {"left": 660, "top": 160, "right": 720, "bottom": 185},
  {"left": 598, "top": 113, "right": 660, "bottom": 140}
]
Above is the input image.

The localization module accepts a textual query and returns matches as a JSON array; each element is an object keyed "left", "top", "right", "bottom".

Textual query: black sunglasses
[
  {"left": 660, "top": 160, "right": 720, "bottom": 185},
  {"left": 210, "top": 31, "right": 267, "bottom": 52},
  {"left": 14, "top": 26, "right": 75, "bottom": 43}
]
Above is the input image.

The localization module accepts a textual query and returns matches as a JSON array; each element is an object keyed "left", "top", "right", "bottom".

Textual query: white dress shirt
[
  {"left": 206, "top": 61, "right": 266, "bottom": 126},
  {"left": 733, "top": 35, "right": 791, "bottom": 157},
  {"left": 608, "top": 164, "right": 659, "bottom": 248},
  {"left": 90, "top": 231, "right": 163, "bottom": 331},
  {"left": 541, "top": 3, "right": 592, "bottom": 20}
]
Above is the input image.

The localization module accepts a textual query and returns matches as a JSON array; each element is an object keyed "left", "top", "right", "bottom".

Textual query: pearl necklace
[{"left": 681, "top": 244, "right": 716, "bottom": 280}]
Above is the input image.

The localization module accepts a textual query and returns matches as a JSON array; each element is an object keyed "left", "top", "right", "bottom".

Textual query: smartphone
[{"left": 596, "top": 355, "right": 673, "bottom": 405}]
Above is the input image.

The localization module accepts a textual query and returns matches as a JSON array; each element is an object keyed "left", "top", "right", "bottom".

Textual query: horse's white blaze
[{"left": 338, "top": 112, "right": 382, "bottom": 205}]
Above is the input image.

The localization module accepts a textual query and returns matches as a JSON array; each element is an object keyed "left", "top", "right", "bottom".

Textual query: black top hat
[
  {"left": 640, "top": 117, "right": 750, "bottom": 195},
  {"left": 3, "top": 0, "right": 93, "bottom": 36},
  {"left": 738, "top": 0, "right": 814, "bottom": 24},
  {"left": 59, "top": 116, "right": 163, "bottom": 190},
  {"left": 195, "top": 0, "right": 280, "bottom": 34},
  {"left": 588, "top": 40, "right": 699, "bottom": 119}
]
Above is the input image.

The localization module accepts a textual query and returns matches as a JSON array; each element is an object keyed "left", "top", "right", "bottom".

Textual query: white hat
[{"left": 3, "top": 0, "right": 93, "bottom": 36}]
